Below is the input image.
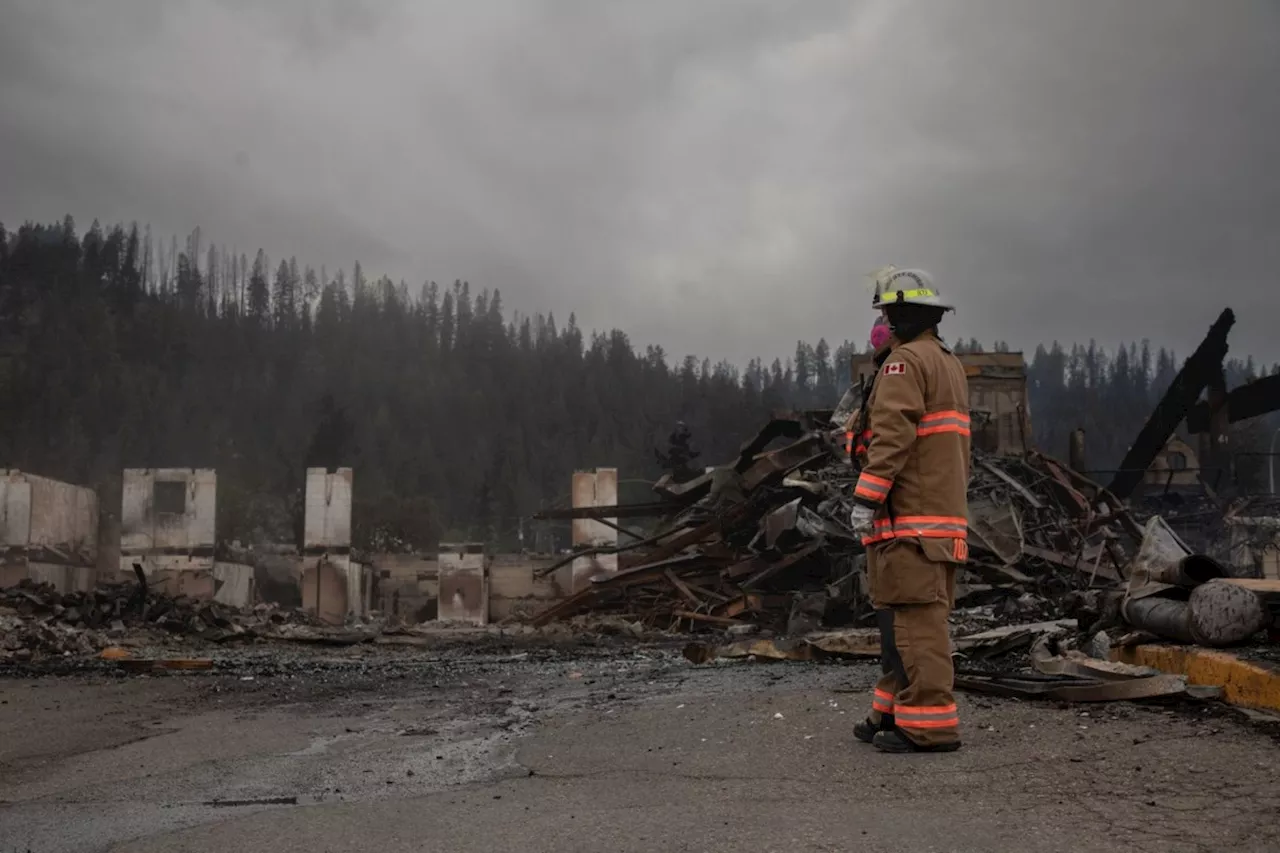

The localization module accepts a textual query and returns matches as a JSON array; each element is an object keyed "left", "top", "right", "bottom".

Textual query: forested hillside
[{"left": 1, "top": 218, "right": 1274, "bottom": 551}]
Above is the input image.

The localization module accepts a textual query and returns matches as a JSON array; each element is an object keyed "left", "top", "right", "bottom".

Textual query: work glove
[{"left": 848, "top": 504, "right": 876, "bottom": 540}]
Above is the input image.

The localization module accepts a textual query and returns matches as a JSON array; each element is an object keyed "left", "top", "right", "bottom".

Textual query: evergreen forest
[{"left": 2, "top": 218, "right": 1275, "bottom": 552}]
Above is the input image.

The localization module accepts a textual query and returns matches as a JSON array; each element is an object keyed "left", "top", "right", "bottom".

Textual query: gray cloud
[{"left": 2, "top": 0, "right": 1277, "bottom": 368}]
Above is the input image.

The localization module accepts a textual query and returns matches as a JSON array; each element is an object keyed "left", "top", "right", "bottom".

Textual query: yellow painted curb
[{"left": 1114, "top": 645, "right": 1280, "bottom": 713}]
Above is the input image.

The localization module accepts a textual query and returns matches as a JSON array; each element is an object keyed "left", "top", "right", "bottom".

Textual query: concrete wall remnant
[
  {"left": 304, "top": 467, "right": 353, "bottom": 551},
  {"left": 298, "top": 467, "right": 366, "bottom": 623},
  {"left": 212, "top": 562, "right": 256, "bottom": 607},
  {"left": 301, "top": 558, "right": 350, "bottom": 625},
  {"left": 119, "top": 468, "right": 217, "bottom": 575},
  {"left": 373, "top": 553, "right": 564, "bottom": 623},
  {"left": 571, "top": 467, "right": 619, "bottom": 591},
  {"left": 438, "top": 542, "right": 488, "bottom": 625},
  {"left": 1, "top": 470, "right": 99, "bottom": 592},
  {"left": 487, "top": 555, "right": 568, "bottom": 621}
]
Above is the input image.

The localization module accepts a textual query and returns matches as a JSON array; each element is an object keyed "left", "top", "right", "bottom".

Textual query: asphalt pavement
[{"left": 2, "top": 644, "right": 1277, "bottom": 853}]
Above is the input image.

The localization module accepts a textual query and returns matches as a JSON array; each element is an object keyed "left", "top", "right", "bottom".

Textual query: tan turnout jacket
[{"left": 852, "top": 330, "right": 971, "bottom": 563}]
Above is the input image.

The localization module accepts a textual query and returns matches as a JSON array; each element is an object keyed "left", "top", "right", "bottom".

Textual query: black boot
[
  {"left": 854, "top": 714, "right": 894, "bottom": 744},
  {"left": 872, "top": 729, "right": 961, "bottom": 753}
]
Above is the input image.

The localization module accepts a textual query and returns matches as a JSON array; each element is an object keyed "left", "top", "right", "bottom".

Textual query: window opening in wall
[
  {"left": 1168, "top": 452, "right": 1188, "bottom": 471},
  {"left": 154, "top": 480, "right": 187, "bottom": 515}
]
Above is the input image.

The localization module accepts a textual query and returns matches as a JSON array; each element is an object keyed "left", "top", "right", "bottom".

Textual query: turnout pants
[{"left": 865, "top": 539, "right": 960, "bottom": 748}]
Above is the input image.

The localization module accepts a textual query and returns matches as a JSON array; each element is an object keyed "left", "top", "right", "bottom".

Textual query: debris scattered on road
[{"left": 682, "top": 627, "right": 880, "bottom": 664}]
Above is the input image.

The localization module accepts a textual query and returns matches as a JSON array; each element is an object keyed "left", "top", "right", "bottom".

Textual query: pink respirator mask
[{"left": 869, "top": 318, "right": 891, "bottom": 350}]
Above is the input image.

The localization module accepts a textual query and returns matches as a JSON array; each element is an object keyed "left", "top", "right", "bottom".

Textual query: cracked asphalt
[{"left": 2, "top": 640, "right": 1278, "bottom": 853}]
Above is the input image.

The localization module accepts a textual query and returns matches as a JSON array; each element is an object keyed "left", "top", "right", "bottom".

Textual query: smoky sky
[{"left": 2, "top": 0, "right": 1278, "bottom": 369}]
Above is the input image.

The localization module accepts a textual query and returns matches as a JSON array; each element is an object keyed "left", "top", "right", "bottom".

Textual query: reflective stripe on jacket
[{"left": 852, "top": 331, "right": 971, "bottom": 558}]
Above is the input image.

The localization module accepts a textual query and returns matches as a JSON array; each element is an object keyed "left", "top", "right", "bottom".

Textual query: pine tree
[{"left": 248, "top": 250, "right": 270, "bottom": 321}]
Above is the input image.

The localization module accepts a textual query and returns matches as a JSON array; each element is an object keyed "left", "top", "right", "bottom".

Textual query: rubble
[
  {"left": 532, "top": 411, "right": 1147, "bottom": 635},
  {"left": 0, "top": 576, "right": 328, "bottom": 663},
  {"left": 1116, "top": 516, "right": 1280, "bottom": 647}
]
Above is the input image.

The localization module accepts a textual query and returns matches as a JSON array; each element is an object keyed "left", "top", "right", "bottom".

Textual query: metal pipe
[
  {"left": 1123, "top": 596, "right": 1194, "bottom": 644},
  {"left": 1188, "top": 580, "right": 1270, "bottom": 646}
]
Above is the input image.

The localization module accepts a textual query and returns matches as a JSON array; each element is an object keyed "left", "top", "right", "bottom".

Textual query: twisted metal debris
[{"left": 532, "top": 410, "right": 1145, "bottom": 633}]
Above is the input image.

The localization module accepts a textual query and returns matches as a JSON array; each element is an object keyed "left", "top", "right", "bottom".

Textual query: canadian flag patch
[{"left": 884, "top": 362, "right": 906, "bottom": 376}]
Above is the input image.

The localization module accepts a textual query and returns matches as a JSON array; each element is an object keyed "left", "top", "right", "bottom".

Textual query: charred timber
[{"left": 1107, "top": 308, "right": 1234, "bottom": 500}]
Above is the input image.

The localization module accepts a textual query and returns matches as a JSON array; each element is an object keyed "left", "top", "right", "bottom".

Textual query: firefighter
[{"left": 847, "top": 267, "right": 971, "bottom": 753}]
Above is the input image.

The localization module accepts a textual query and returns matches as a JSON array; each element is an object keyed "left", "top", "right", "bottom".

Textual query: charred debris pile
[
  {"left": 532, "top": 410, "right": 1144, "bottom": 634},
  {"left": 532, "top": 306, "right": 1280, "bottom": 656},
  {"left": 532, "top": 410, "right": 1279, "bottom": 657},
  {"left": 0, "top": 572, "right": 328, "bottom": 664}
]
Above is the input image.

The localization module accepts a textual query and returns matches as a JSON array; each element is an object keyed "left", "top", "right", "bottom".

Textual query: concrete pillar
[
  {"left": 1068, "top": 428, "right": 1087, "bottom": 474},
  {"left": 571, "top": 468, "right": 619, "bottom": 592},
  {"left": 438, "top": 542, "right": 488, "bottom": 625},
  {"left": 303, "top": 468, "right": 361, "bottom": 620}
]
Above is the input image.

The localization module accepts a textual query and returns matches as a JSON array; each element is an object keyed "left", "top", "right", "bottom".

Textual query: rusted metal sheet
[{"left": 1039, "top": 456, "right": 1092, "bottom": 516}]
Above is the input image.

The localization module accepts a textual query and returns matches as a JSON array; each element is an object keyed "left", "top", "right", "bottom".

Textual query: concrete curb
[{"left": 1115, "top": 645, "right": 1280, "bottom": 712}]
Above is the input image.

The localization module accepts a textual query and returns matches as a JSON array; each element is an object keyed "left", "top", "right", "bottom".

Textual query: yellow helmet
[{"left": 867, "top": 266, "right": 954, "bottom": 312}]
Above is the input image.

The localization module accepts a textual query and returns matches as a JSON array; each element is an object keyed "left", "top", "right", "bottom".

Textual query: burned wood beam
[
  {"left": 652, "top": 471, "right": 714, "bottom": 504},
  {"left": 664, "top": 569, "right": 704, "bottom": 609},
  {"left": 1107, "top": 308, "right": 1234, "bottom": 500},
  {"left": 714, "top": 593, "right": 762, "bottom": 618},
  {"left": 683, "top": 581, "right": 731, "bottom": 603},
  {"left": 1186, "top": 373, "right": 1280, "bottom": 433},
  {"left": 533, "top": 526, "right": 673, "bottom": 578},
  {"left": 982, "top": 459, "right": 1044, "bottom": 509},
  {"left": 742, "top": 542, "right": 822, "bottom": 589},
  {"left": 673, "top": 610, "right": 744, "bottom": 627},
  {"left": 592, "top": 554, "right": 706, "bottom": 588},
  {"left": 590, "top": 516, "right": 648, "bottom": 541},
  {"left": 1021, "top": 545, "right": 1122, "bottom": 582},
  {"left": 645, "top": 503, "right": 754, "bottom": 564},
  {"left": 531, "top": 586, "right": 608, "bottom": 626},
  {"left": 533, "top": 502, "right": 682, "bottom": 520}
]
